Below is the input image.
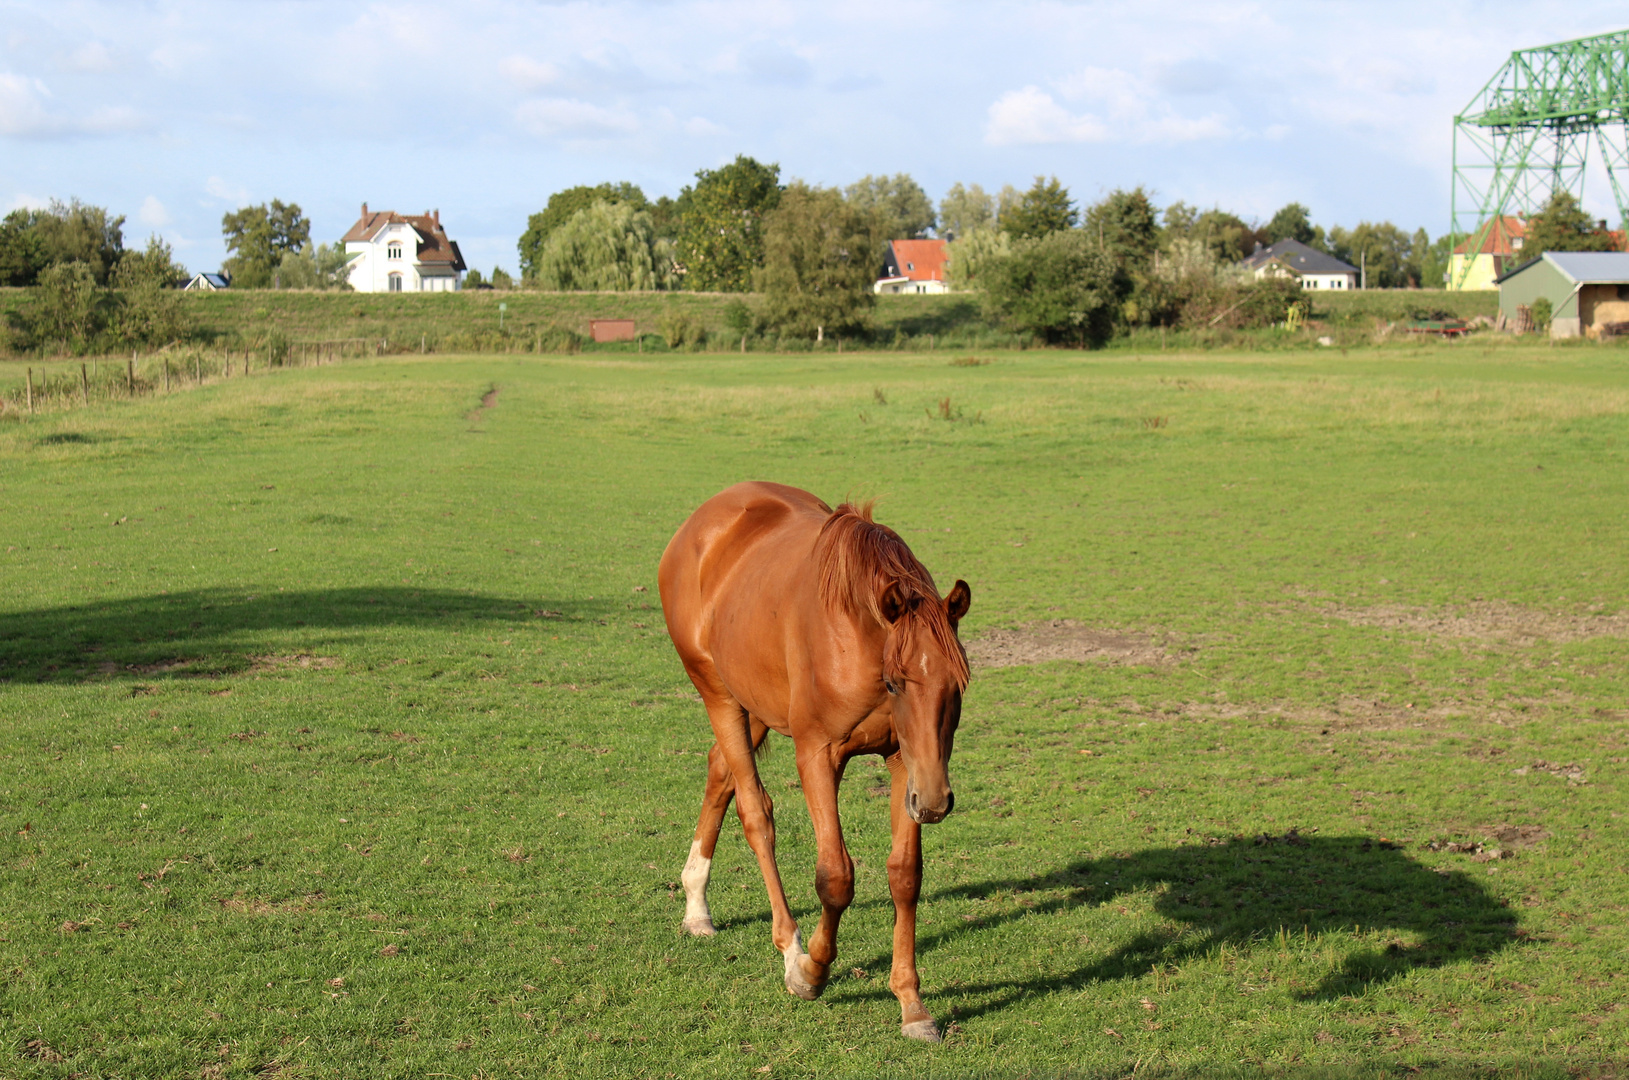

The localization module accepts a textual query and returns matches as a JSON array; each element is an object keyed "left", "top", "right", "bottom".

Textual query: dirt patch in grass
[
  {"left": 965, "top": 621, "right": 1171, "bottom": 669},
  {"left": 1323, "top": 601, "right": 1629, "bottom": 644},
  {"left": 218, "top": 892, "right": 325, "bottom": 916},
  {"left": 466, "top": 384, "right": 500, "bottom": 424},
  {"left": 247, "top": 654, "right": 340, "bottom": 674}
]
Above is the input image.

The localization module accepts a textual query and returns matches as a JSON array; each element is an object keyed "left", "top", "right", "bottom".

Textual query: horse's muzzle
[{"left": 906, "top": 786, "right": 954, "bottom": 825}]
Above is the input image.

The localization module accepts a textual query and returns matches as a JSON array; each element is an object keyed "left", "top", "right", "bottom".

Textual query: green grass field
[{"left": 1, "top": 342, "right": 1626, "bottom": 1078}]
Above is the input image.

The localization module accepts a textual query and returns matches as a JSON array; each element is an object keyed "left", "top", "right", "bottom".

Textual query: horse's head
[{"left": 881, "top": 579, "right": 972, "bottom": 825}]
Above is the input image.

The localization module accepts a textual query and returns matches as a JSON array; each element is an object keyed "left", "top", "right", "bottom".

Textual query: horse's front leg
[
  {"left": 789, "top": 745, "right": 853, "bottom": 1000},
  {"left": 886, "top": 750, "right": 940, "bottom": 1042}
]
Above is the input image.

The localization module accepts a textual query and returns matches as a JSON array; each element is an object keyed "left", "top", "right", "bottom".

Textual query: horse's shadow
[{"left": 845, "top": 833, "right": 1521, "bottom": 1019}]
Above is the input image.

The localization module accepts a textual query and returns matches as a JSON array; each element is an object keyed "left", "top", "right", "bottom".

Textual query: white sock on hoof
[
  {"left": 782, "top": 929, "right": 820, "bottom": 999},
  {"left": 681, "top": 840, "right": 714, "bottom": 935}
]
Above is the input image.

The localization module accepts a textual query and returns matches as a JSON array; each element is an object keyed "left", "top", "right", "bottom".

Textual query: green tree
[
  {"left": 1415, "top": 229, "right": 1452, "bottom": 288},
  {"left": 518, "top": 182, "right": 649, "bottom": 281},
  {"left": 944, "top": 227, "right": 1013, "bottom": 290},
  {"left": 1327, "top": 222, "right": 1416, "bottom": 288},
  {"left": 221, "top": 201, "right": 311, "bottom": 288},
  {"left": 982, "top": 229, "right": 1125, "bottom": 346},
  {"left": 1162, "top": 205, "right": 1263, "bottom": 264},
  {"left": 276, "top": 243, "right": 352, "bottom": 290},
  {"left": 938, "top": 183, "right": 995, "bottom": 241},
  {"left": 1263, "top": 202, "right": 1318, "bottom": 247},
  {"left": 26, "top": 262, "right": 108, "bottom": 351},
  {"left": 464, "top": 267, "right": 486, "bottom": 288},
  {"left": 490, "top": 267, "right": 514, "bottom": 290},
  {"left": 843, "top": 173, "right": 935, "bottom": 240},
  {"left": 533, "top": 201, "right": 675, "bottom": 291},
  {"left": 1522, "top": 190, "right": 1620, "bottom": 255},
  {"left": 676, "top": 155, "right": 782, "bottom": 292},
  {"left": 757, "top": 183, "right": 883, "bottom": 339},
  {"left": 1083, "top": 186, "right": 1160, "bottom": 265},
  {"left": 999, "top": 176, "right": 1077, "bottom": 240},
  {"left": 111, "top": 236, "right": 192, "bottom": 346},
  {"left": 1, "top": 200, "right": 126, "bottom": 285}
]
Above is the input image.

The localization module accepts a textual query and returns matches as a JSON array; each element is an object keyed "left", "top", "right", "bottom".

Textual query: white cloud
[
  {"left": 499, "top": 55, "right": 559, "bottom": 91},
  {"left": 0, "top": 72, "right": 57, "bottom": 136},
  {"left": 515, "top": 97, "right": 638, "bottom": 139},
  {"left": 66, "top": 42, "right": 115, "bottom": 72},
  {"left": 684, "top": 115, "right": 726, "bottom": 138},
  {"left": 985, "top": 86, "right": 1108, "bottom": 146},
  {"left": 205, "top": 176, "right": 250, "bottom": 203},
  {"left": 987, "top": 66, "right": 1232, "bottom": 146},
  {"left": 138, "top": 195, "right": 171, "bottom": 227},
  {"left": 0, "top": 70, "right": 144, "bottom": 137},
  {"left": 8, "top": 192, "right": 50, "bottom": 212}
]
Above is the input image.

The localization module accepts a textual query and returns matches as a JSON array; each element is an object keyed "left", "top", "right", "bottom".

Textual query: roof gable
[
  {"left": 882, "top": 239, "right": 948, "bottom": 282},
  {"left": 341, "top": 203, "right": 466, "bottom": 271}
]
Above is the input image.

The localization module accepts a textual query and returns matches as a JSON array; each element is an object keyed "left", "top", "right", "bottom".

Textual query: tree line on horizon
[{"left": 2, "top": 171, "right": 1621, "bottom": 354}]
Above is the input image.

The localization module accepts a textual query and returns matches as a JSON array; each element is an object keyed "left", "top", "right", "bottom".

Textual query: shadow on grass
[
  {"left": 0, "top": 586, "right": 607, "bottom": 683},
  {"left": 874, "top": 295, "right": 985, "bottom": 338},
  {"left": 849, "top": 834, "right": 1520, "bottom": 1018}
]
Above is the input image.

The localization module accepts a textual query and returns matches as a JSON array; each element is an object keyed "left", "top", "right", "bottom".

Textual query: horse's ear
[
  {"left": 945, "top": 579, "right": 971, "bottom": 628},
  {"left": 879, "top": 580, "right": 908, "bottom": 624}
]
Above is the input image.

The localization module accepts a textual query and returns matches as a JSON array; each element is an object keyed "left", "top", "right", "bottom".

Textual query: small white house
[
  {"left": 342, "top": 204, "right": 466, "bottom": 293},
  {"left": 875, "top": 239, "right": 951, "bottom": 294},
  {"left": 183, "top": 271, "right": 231, "bottom": 291},
  {"left": 1241, "top": 238, "right": 1359, "bottom": 290}
]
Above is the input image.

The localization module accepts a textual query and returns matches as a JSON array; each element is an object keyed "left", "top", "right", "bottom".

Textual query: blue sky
[{"left": 3, "top": 1, "right": 1626, "bottom": 277}]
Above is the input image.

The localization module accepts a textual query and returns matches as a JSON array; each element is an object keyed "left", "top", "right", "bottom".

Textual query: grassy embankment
[{"left": 1, "top": 343, "right": 1626, "bottom": 1078}]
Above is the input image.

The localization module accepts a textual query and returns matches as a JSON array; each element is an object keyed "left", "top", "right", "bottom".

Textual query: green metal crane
[{"left": 1450, "top": 30, "right": 1629, "bottom": 289}]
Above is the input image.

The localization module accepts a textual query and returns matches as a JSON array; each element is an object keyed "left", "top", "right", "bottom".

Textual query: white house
[
  {"left": 342, "top": 204, "right": 466, "bottom": 292},
  {"left": 183, "top": 271, "right": 231, "bottom": 291},
  {"left": 875, "top": 239, "right": 951, "bottom": 294},
  {"left": 1241, "top": 238, "right": 1359, "bottom": 290}
]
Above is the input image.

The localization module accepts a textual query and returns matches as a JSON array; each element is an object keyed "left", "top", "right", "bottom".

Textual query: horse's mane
[{"left": 816, "top": 501, "right": 969, "bottom": 689}]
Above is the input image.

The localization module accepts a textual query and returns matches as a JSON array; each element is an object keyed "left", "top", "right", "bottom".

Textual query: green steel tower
[{"left": 1450, "top": 30, "right": 1629, "bottom": 289}]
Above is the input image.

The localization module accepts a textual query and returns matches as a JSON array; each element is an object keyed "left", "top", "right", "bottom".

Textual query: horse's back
[{"left": 659, "top": 482, "right": 831, "bottom": 661}]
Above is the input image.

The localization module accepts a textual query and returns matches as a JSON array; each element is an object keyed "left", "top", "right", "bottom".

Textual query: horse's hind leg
[
  {"left": 682, "top": 743, "right": 736, "bottom": 936},
  {"left": 682, "top": 721, "right": 769, "bottom": 937}
]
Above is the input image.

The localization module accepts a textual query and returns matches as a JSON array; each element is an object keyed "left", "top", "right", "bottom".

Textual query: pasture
[{"left": 1, "top": 341, "right": 1626, "bottom": 1078}]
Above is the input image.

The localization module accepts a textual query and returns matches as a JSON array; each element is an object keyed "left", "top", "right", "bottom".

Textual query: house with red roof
[
  {"left": 1448, "top": 215, "right": 1526, "bottom": 291},
  {"left": 875, "top": 239, "right": 950, "bottom": 294},
  {"left": 342, "top": 203, "right": 467, "bottom": 292}
]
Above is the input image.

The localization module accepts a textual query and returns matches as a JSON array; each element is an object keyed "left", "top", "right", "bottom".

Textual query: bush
[
  {"left": 658, "top": 310, "right": 707, "bottom": 350},
  {"left": 981, "top": 230, "right": 1125, "bottom": 347},
  {"left": 25, "top": 262, "right": 108, "bottom": 353},
  {"left": 1531, "top": 297, "right": 1553, "bottom": 334}
]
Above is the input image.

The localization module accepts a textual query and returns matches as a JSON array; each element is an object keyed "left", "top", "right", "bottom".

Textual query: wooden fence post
[
  {"left": 164, "top": 360, "right": 170, "bottom": 392},
  {"left": 26, "top": 367, "right": 33, "bottom": 413},
  {"left": 80, "top": 363, "right": 89, "bottom": 406},
  {"left": 127, "top": 356, "right": 135, "bottom": 396},
  {"left": 195, "top": 354, "right": 202, "bottom": 383}
]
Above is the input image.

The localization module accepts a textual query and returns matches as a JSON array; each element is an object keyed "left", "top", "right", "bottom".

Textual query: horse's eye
[{"left": 883, "top": 678, "right": 900, "bottom": 695}]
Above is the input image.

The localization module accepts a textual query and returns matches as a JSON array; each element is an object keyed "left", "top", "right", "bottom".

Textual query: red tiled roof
[
  {"left": 888, "top": 239, "right": 948, "bottom": 282},
  {"left": 342, "top": 204, "right": 467, "bottom": 270},
  {"left": 1453, "top": 216, "right": 1525, "bottom": 256}
]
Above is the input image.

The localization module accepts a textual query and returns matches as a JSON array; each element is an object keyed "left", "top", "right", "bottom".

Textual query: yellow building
[{"left": 1448, "top": 216, "right": 1526, "bottom": 291}]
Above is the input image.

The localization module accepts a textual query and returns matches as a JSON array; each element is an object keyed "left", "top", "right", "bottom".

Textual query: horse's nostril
[{"left": 944, "top": 792, "right": 955, "bottom": 816}]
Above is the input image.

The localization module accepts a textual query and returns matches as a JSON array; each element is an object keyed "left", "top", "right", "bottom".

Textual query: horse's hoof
[
  {"left": 901, "top": 1019, "right": 942, "bottom": 1042},
  {"left": 682, "top": 917, "right": 716, "bottom": 937},
  {"left": 785, "top": 971, "right": 824, "bottom": 1000}
]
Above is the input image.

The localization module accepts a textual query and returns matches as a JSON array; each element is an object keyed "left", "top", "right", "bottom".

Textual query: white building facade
[{"left": 342, "top": 205, "right": 466, "bottom": 293}]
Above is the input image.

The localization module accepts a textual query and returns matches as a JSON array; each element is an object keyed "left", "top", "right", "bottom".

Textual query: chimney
[
  {"left": 361, "top": 202, "right": 368, "bottom": 218},
  {"left": 434, "top": 209, "right": 440, "bottom": 228}
]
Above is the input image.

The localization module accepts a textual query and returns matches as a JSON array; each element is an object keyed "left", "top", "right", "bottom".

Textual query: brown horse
[{"left": 659, "top": 481, "right": 971, "bottom": 1042}]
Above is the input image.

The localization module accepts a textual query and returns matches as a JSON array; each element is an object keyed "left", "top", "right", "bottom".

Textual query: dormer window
[{"left": 387, "top": 242, "right": 403, "bottom": 260}]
